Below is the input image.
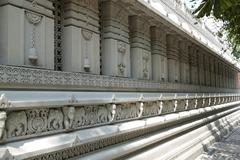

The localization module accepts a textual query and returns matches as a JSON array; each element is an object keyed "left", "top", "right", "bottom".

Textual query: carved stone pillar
[
  {"left": 166, "top": 34, "right": 180, "bottom": 83},
  {"left": 0, "top": 0, "right": 54, "bottom": 69},
  {"left": 151, "top": 26, "right": 168, "bottom": 82},
  {"left": 129, "top": 16, "right": 152, "bottom": 80},
  {"left": 100, "top": 0, "right": 130, "bottom": 77},
  {"left": 198, "top": 50, "right": 205, "bottom": 85},
  {"left": 179, "top": 40, "right": 190, "bottom": 83},
  {"left": 189, "top": 45, "right": 198, "bottom": 85},
  {"left": 204, "top": 53, "right": 211, "bottom": 86},
  {"left": 63, "top": 0, "right": 100, "bottom": 74}
]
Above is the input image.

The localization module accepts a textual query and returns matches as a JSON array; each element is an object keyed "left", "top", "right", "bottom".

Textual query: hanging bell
[
  {"left": 28, "top": 47, "right": 38, "bottom": 61},
  {"left": 83, "top": 57, "right": 90, "bottom": 72}
]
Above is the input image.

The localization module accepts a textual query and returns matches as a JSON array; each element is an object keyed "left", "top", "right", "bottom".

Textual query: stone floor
[{"left": 197, "top": 125, "right": 240, "bottom": 160}]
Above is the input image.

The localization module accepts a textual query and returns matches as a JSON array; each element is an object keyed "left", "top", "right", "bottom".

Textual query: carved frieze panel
[
  {"left": 161, "top": 100, "right": 175, "bottom": 114},
  {"left": 0, "top": 93, "right": 239, "bottom": 143},
  {"left": 187, "top": 98, "right": 197, "bottom": 110},
  {"left": 175, "top": 99, "right": 187, "bottom": 111},
  {"left": 115, "top": 103, "right": 141, "bottom": 121},
  {"left": 142, "top": 102, "right": 160, "bottom": 117}
]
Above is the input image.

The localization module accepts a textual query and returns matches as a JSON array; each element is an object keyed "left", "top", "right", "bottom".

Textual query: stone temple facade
[{"left": 0, "top": 0, "right": 240, "bottom": 159}]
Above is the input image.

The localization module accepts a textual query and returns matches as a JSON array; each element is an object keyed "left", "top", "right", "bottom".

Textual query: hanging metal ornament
[{"left": 25, "top": 11, "right": 42, "bottom": 63}]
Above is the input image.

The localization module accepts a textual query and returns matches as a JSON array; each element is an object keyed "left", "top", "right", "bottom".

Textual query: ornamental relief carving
[
  {"left": 143, "top": 52, "right": 150, "bottom": 79},
  {"left": 117, "top": 41, "right": 127, "bottom": 76},
  {"left": 25, "top": 11, "right": 43, "bottom": 63},
  {"left": 0, "top": 94, "right": 238, "bottom": 142},
  {"left": 161, "top": 100, "right": 175, "bottom": 114},
  {"left": 82, "top": 29, "right": 93, "bottom": 41},
  {"left": 142, "top": 102, "right": 159, "bottom": 117}
]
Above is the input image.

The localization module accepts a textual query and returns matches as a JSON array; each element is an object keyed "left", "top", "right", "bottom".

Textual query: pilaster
[
  {"left": 129, "top": 16, "right": 152, "bottom": 80},
  {"left": 151, "top": 26, "right": 168, "bottom": 82},
  {"left": 189, "top": 44, "right": 199, "bottom": 85},
  {"left": 203, "top": 53, "right": 211, "bottom": 86},
  {"left": 62, "top": 0, "right": 100, "bottom": 74},
  {"left": 215, "top": 59, "right": 219, "bottom": 87},
  {"left": 210, "top": 56, "right": 216, "bottom": 87},
  {"left": 198, "top": 50, "right": 205, "bottom": 85},
  {"left": 179, "top": 40, "right": 190, "bottom": 84},
  {"left": 100, "top": 0, "right": 131, "bottom": 77},
  {"left": 166, "top": 34, "right": 180, "bottom": 83},
  {"left": 0, "top": 0, "right": 54, "bottom": 69}
]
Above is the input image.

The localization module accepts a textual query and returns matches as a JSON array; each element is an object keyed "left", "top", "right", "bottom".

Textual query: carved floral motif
[{"left": 26, "top": 109, "right": 49, "bottom": 134}]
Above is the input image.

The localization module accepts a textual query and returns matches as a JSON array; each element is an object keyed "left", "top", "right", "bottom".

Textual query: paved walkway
[{"left": 197, "top": 125, "right": 240, "bottom": 160}]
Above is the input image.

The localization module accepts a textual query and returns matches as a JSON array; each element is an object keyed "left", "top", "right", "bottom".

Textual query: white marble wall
[
  {"left": 129, "top": 16, "right": 152, "bottom": 80},
  {"left": 151, "top": 26, "right": 168, "bottom": 82},
  {"left": 0, "top": 0, "right": 54, "bottom": 69},
  {"left": 63, "top": 0, "right": 100, "bottom": 74},
  {"left": 100, "top": 0, "right": 131, "bottom": 77}
]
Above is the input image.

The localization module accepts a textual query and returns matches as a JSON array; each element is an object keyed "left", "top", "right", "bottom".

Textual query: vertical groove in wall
[{"left": 99, "top": 1, "right": 103, "bottom": 75}]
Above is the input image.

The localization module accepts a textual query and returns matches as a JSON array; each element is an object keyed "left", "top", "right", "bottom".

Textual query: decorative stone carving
[
  {"left": 82, "top": 29, "right": 93, "bottom": 41},
  {"left": 142, "top": 102, "right": 159, "bottom": 117},
  {"left": 117, "top": 42, "right": 127, "bottom": 76},
  {"left": 25, "top": 11, "right": 42, "bottom": 25},
  {"left": 188, "top": 98, "right": 197, "bottom": 110},
  {"left": 73, "top": 107, "right": 86, "bottom": 128},
  {"left": 0, "top": 94, "right": 11, "bottom": 108},
  {"left": 0, "top": 149, "right": 14, "bottom": 160},
  {"left": 48, "top": 109, "right": 63, "bottom": 131},
  {"left": 71, "top": 136, "right": 81, "bottom": 147},
  {"left": 176, "top": 99, "right": 187, "bottom": 111},
  {"left": 115, "top": 103, "right": 141, "bottom": 120},
  {"left": 26, "top": 109, "right": 48, "bottom": 134},
  {"left": 161, "top": 100, "right": 175, "bottom": 114},
  {"left": 143, "top": 53, "right": 150, "bottom": 79},
  {"left": 0, "top": 65, "right": 237, "bottom": 92},
  {"left": 63, "top": 107, "right": 75, "bottom": 130},
  {"left": 0, "top": 93, "right": 237, "bottom": 143},
  {"left": 25, "top": 11, "right": 42, "bottom": 63},
  {"left": 6, "top": 111, "right": 27, "bottom": 138},
  {"left": 0, "top": 112, "right": 7, "bottom": 139}
]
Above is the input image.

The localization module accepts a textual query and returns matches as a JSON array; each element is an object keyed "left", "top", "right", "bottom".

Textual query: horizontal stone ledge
[
  {"left": 0, "top": 90, "right": 239, "bottom": 109},
  {"left": 1, "top": 103, "right": 239, "bottom": 160},
  {"left": 0, "top": 65, "right": 238, "bottom": 93}
]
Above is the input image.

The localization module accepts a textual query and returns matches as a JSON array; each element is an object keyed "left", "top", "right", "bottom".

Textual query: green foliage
[{"left": 191, "top": 0, "right": 240, "bottom": 58}]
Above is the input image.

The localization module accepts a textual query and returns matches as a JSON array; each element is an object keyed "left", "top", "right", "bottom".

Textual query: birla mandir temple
[{"left": 0, "top": 0, "right": 240, "bottom": 159}]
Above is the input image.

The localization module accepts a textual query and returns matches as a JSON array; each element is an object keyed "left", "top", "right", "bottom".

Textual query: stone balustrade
[{"left": 0, "top": 91, "right": 239, "bottom": 143}]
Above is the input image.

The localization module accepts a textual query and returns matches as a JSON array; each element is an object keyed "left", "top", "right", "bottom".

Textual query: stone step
[{"left": 74, "top": 106, "right": 240, "bottom": 160}]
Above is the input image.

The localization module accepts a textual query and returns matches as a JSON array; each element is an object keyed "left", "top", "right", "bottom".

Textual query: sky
[{"left": 184, "top": 0, "right": 202, "bottom": 10}]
